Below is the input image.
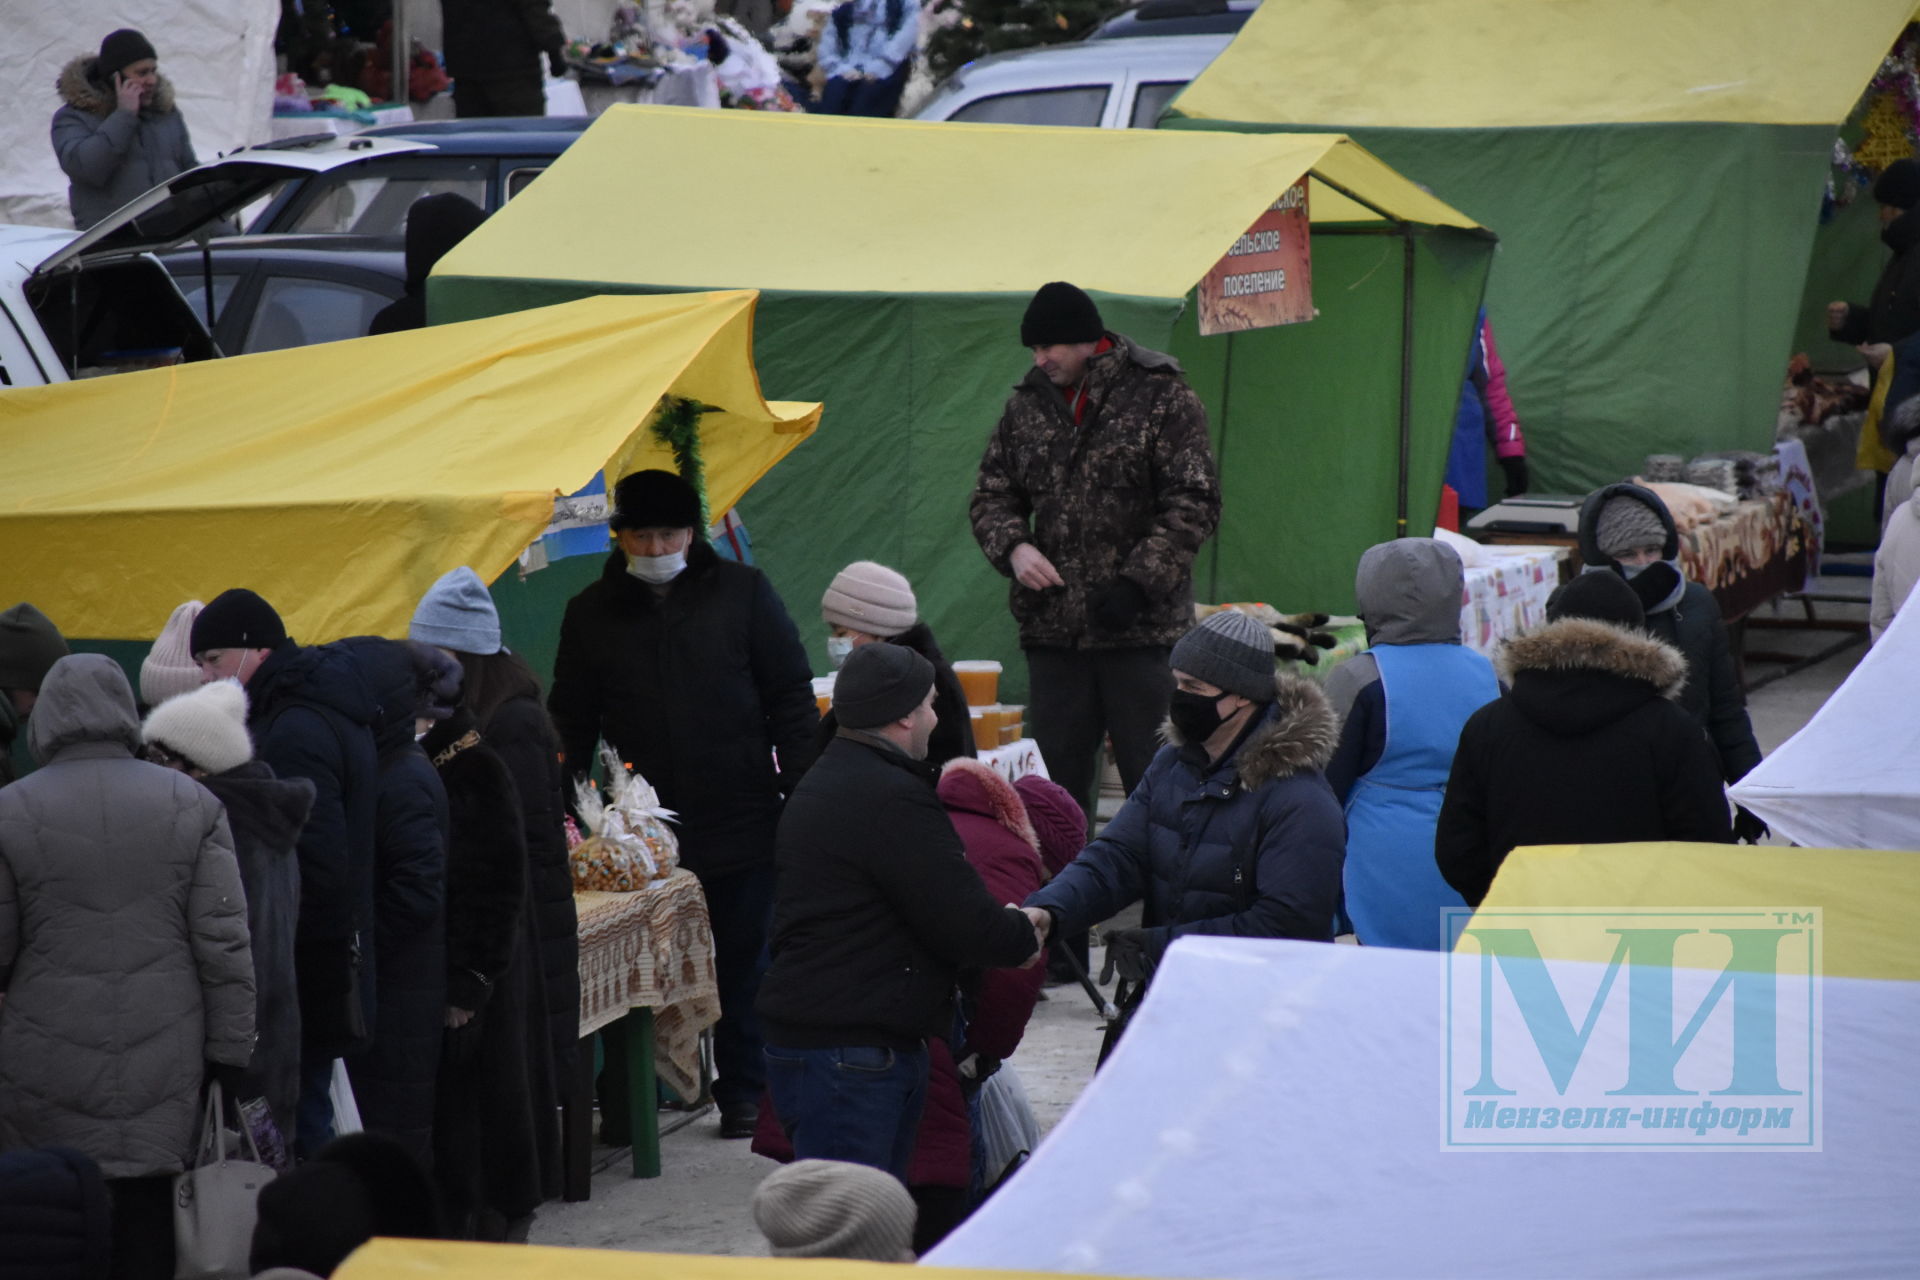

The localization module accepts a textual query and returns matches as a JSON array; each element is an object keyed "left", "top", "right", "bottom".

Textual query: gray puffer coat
[
  {"left": 0, "top": 655, "right": 253, "bottom": 1178},
  {"left": 52, "top": 57, "right": 199, "bottom": 231}
]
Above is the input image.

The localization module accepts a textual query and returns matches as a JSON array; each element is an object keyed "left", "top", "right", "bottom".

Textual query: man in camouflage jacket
[{"left": 970, "top": 281, "right": 1222, "bottom": 840}]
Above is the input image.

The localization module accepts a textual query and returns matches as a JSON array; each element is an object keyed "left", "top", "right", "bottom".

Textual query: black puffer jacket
[
  {"left": 549, "top": 542, "right": 820, "bottom": 878},
  {"left": 1577, "top": 483, "right": 1763, "bottom": 783},
  {"left": 248, "top": 639, "right": 381, "bottom": 1058},
  {"left": 757, "top": 731, "right": 1039, "bottom": 1051},
  {"left": 199, "top": 760, "right": 315, "bottom": 1146},
  {"left": 815, "top": 621, "right": 976, "bottom": 769},
  {"left": 1831, "top": 207, "right": 1920, "bottom": 347},
  {"left": 0, "top": 1146, "right": 111, "bottom": 1280},
  {"left": 1436, "top": 618, "right": 1734, "bottom": 906}
]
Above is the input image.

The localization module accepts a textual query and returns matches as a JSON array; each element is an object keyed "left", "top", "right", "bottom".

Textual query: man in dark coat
[
  {"left": 1576, "top": 484, "right": 1764, "bottom": 837},
  {"left": 52, "top": 29, "right": 199, "bottom": 231},
  {"left": 0, "top": 603, "right": 70, "bottom": 786},
  {"left": 549, "top": 469, "right": 819, "bottom": 1137},
  {"left": 442, "top": 0, "right": 568, "bottom": 117},
  {"left": 368, "top": 194, "right": 489, "bottom": 336},
  {"left": 1828, "top": 158, "right": 1920, "bottom": 352},
  {"left": 756, "top": 643, "right": 1040, "bottom": 1180},
  {"left": 1023, "top": 610, "right": 1345, "bottom": 989},
  {"left": 971, "top": 282, "right": 1223, "bottom": 839},
  {"left": 1435, "top": 572, "right": 1735, "bottom": 907},
  {"left": 192, "top": 589, "right": 381, "bottom": 1156}
]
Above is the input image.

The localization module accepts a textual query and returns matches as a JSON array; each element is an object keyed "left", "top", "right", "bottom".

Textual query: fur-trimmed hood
[
  {"left": 1497, "top": 617, "right": 1689, "bottom": 738},
  {"left": 57, "top": 55, "right": 177, "bottom": 117},
  {"left": 1162, "top": 673, "right": 1337, "bottom": 788},
  {"left": 938, "top": 756, "right": 1039, "bottom": 855}
]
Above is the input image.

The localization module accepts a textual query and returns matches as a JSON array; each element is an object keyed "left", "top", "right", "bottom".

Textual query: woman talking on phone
[{"left": 53, "top": 29, "right": 199, "bottom": 231}]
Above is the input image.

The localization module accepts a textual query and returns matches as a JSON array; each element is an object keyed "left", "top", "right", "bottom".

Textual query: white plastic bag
[
  {"left": 329, "top": 1058, "right": 362, "bottom": 1135},
  {"left": 975, "top": 1064, "right": 1041, "bottom": 1190}
]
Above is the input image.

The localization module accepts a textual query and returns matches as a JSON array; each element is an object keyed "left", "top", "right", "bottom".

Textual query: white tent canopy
[
  {"left": 1, "top": 0, "right": 278, "bottom": 228},
  {"left": 928, "top": 936, "right": 1917, "bottom": 1279},
  {"left": 1729, "top": 597, "right": 1920, "bottom": 849}
]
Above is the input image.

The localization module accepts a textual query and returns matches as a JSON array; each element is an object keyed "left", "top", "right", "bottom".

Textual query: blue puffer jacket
[{"left": 1026, "top": 675, "right": 1345, "bottom": 960}]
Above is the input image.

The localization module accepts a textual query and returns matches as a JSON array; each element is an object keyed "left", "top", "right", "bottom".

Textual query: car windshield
[
  {"left": 279, "top": 165, "right": 490, "bottom": 235},
  {"left": 948, "top": 85, "right": 1110, "bottom": 127}
]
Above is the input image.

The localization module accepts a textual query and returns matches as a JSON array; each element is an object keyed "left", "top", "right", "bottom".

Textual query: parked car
[
  {"left": 244, "top": 117, "right": 592, "bottom": 235},
  {"left": 1086, "top": 0, "right": 1260, "bottom": 39},
  {"left": 157, "top": 236, "right": 403, "bottom": 356},
  {"left": 913, "top": 34, "right": 1230, "bottom": 128},
  {"left": 0, "top": 138, "right": 427, "bottom": 387}
]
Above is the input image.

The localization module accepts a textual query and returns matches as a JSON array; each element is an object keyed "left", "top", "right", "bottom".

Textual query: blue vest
[{"left": 1343, "top": 643, "right": 1498, "bottom": 949}]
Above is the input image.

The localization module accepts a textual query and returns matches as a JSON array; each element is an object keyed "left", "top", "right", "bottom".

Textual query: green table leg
[{"left": 622, "top": 1007, "right": 660, "bottom": 1179}]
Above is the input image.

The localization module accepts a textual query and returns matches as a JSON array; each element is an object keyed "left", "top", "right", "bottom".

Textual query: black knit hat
[
  {"left": 1546, "top": 570, "right": 1646, "bottom": 630},
  {"left": 190, "top": 589, "right": 287, "bottom": 655},
  {"left": 610, "top": 469, "right": 702, "bottom": 532},
  {"left": 833, "top": 642, "right": 934, "bottom": 730},
  {"left": 97, "top": 29, "right": 157, "bottom": 79},
  {"left": 1875, "top": 159, "right": 1920, "bottom": 211},
  {"left": 1020, "top": 281, "right": 1104, "bottom": 347}
]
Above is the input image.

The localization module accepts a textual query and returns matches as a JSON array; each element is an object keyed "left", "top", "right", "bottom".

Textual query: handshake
[{"left": 1019, "top": 905, "right": 1052, "bottom": 967}]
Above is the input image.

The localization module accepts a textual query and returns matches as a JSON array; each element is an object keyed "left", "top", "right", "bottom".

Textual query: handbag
[{"left": 173, "top": 1082, "right": 276, "bottom": 1280}]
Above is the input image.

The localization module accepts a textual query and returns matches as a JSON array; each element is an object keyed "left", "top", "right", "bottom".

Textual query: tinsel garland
[
  {"left": 1827, "top": 27, "right": 1920, "bottom": 219},
  {"left": 649, "top": 395, "right": 716, "bottom": 528}
]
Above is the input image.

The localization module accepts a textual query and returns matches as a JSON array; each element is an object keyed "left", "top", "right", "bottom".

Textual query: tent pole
[
  {"left": 392, "top": 0, "right": 410, "bottom": 109},
  {"left": 1211, "top": 330, "right": 1233, "bottom": 603},
  {"left": 1396, "top": 224, "right": 1415, "bottom": 538}
]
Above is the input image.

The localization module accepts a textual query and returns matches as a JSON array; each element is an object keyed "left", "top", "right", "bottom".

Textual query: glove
[
  {"left": 1732, "top": 806, "right": 1769, "bottom": 844},
  {"left": 548, "top": 49, "right": 568, "bottom": 78},
  {"left": 1100, "top": 927, "right": 1156, "bottom": 986},
  {"left": 1624, "top": 561, "right": 1682, "bottom": 614},
  {"left": 207, "top": 1060, "right": 250, "bottom": 1100},
  {"left": 1089, "top": 578, "right": 1149, "bottom": 633},
  {"left": 1499, "top": 455, "right": 1529, "bottom": 497}
]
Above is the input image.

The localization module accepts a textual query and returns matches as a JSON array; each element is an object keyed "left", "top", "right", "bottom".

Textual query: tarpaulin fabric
[
  {"left": 0, "top": 291, "right": 819, "bottom": 644},
  {"left": 1730, "top": 588, "right": 1920, "bottom": 850},
  {"left": 431, "top": 106, "right": 1493, "bottom": 697},
  {"left": 928, "top": 936, "right": 1920, "bottom": 1279},
  {"left": 1474, "top": 843, "right": 1920, "bottom": 984},
  {"left": 0, "top": 0, "right": 278, "bottom": 228},
  {"left": 1165, "top": 0, "right": 1913, "bottom": 500},
  {"left": 333, "top": 1238, "right": 1146, "bottom": 1277}
]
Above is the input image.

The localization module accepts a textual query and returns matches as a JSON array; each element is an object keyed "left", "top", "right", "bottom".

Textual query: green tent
[
  {"left": 1168, "top": 0, "right": 1916, "bottom": 498},
  {"left": 432, "top": 107, "right": 1493, "bottom": 695}
]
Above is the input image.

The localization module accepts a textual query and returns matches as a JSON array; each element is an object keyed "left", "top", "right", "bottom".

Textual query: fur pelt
[
  {"left": 1496, "top": 617, "right": 1688, "bottom": 699},
  {"left": 939, "top": 755, "right": 1039, "bottom": 853},
  {"left": 1162, "top": 673, "right": 1337, "bottom": 787},
  {"left": 58, "top": 55, "right": 177, "bottom": 117}
]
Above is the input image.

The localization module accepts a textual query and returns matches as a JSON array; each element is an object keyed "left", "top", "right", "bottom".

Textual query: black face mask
[{"left": 1168, "top": 689, "right": 1230, "bottom": 742}]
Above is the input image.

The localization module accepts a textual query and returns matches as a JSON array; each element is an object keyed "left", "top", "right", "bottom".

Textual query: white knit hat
[
  {"left": 142, "top": 679, "right": 252, "bottom": 775},
  {"left": 820, "top": 561, "right": 917, "bottom": 638},
  {"left": 751, "top": 1160, "right": 916, "bottom": 1262},
  {"left": 140, "top": 600, "right": 204, "bottom": 708}
]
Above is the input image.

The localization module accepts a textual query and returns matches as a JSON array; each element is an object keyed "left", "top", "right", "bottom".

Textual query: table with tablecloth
[
  {"left": 1675, "top": 490, "right": 1813, "bottom": 622},
  {"left": 563, "top": 870, "right": 720, "bottom": 1196}
]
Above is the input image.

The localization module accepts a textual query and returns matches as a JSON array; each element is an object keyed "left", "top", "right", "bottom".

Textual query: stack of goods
[
  {"left": 569, "top": 743, "right": 680, "bottom": 891},
  {"left": 953, "top": 660, "right": 1024, "bottom": 751},
  {"left": 1643, "top": 454, "right": 1686, "bottom": 483},
  {"left": 1688, "top": 451, "right": 1777, "bottom": 500}
]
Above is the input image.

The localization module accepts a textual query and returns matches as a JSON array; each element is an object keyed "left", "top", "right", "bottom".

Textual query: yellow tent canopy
[
  {"left": 335, "top": 1239, "right": 1155, "bottom": 1278},
  {"left": 0, "top": 291, "right": 819, "bottom": 642},
  {"left": 432, "top": 105, "right": 1480, "bottom": 301},
  {"left": 1468, "top": 842, "right": 1920, "bottom": 984},
  {"left": 1173, "top": 0, "right": 1918, "bottom": 128}
]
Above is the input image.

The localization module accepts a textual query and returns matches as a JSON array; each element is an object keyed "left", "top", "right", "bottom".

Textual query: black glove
[
  {"left": 1089, "top": 578, "right": 1150, "bottom": 634},
  {"left": 207, "top": 1061, "right": 250, "bottom": 1100},
  {"left": 1100, "top": 927, "right": 1156, "bottom": 986},
  {"left": 706, "top": 30, "right": 731, "bottom": 63},
  {"left": 548, "top": 49, "right": 568, "bottom": 78},
  {"left": 1499, "top": 455, "right": 1529, "bottom": 497},
  {"left": 1624, "top": 560, "right": 1682, "bottom": 614},
  {"left": 1732, "top": 806, "right": 1769, "bottom": 844}
]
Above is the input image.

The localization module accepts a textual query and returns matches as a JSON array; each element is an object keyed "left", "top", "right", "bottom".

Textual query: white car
[
  {"left": 913, "top": 34, "right": 1231, "bottom": 130},
  {"left": 0, "top": 135, "right": 430, "bottom": 388}
]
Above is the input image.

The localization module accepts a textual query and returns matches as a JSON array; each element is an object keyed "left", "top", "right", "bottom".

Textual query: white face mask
[
  {"left": 826, "top": 635, "right": 855, "bottom": 669},
  {"left": 626, "top": 550, "right": 687, "bottom": 584}
]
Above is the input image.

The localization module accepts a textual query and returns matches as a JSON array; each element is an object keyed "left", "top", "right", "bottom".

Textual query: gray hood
[
  {"left": 28, "top": 654, "right": 141, "bottom": 765},
  {"left": 1354, "top": 538, "right": 1465, "bottom": 645}
]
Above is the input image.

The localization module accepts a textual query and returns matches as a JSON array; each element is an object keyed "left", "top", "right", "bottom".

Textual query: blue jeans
[{"left": 764, "top": 1043, "right": 929, "bottom": 1180}]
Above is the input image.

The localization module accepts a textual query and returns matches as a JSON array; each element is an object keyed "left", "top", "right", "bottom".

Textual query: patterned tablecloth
[
  {"left": 575, "top": 871, "right": 720, "bottom": 1100},
  {"left": 1459, "top": 545, "right": 1566, "bottom": 656},
  {"left": 1677, "top": 491, "right": 1810, "bottom": 598}
]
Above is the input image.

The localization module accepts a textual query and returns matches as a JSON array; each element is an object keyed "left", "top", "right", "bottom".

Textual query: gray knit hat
[
  {"left": 821, "top": 561, "right": 917, "bottom": 638},
  {"left": 409, "top": 567, "right": 501, "bottom": 655},
  {"left": 1169, "top": 609, "right": 1276, "bottom": 701},
  {"left": 752, "top": 1160, "right": 916, "bottom": 1262},
  {"left": 0, "top": 603, "right": 70, "bottom": 694},
  {"left": 1593, "top": 495, "right": 1669, "bottom": 560}
]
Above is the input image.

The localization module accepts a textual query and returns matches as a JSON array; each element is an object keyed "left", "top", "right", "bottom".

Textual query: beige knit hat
[
  {"left": 142, "top": 679, "right": 252, "bottom": 775},
  {"left": 751, "top": 1160, "right": 917, "bottom": 1262},
  {"left": 821, "top": 561, "right": 917, "bottom": 638},
  {"left": 140, "top": 600, "right": 204, "bottom": 708}
]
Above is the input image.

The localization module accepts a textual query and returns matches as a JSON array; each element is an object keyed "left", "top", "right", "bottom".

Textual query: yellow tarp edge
[
  {"left": 1174, "top": 0, "right": 1916, "bottom": 128},
  {"left": 433, "top": 107, "right": 1479, "bottom": 303},
  {"left": 335, "top": 1238, "right": 1160, "bottom": 1279},
  {"left": 0, "top": 292, "right": 820, "bottom": 643}
]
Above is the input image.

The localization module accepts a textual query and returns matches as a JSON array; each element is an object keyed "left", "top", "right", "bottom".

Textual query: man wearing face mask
[
  {"left": 817, "top": 560, "right": 974, "bottom": 768},
  {"left": 191, "top": 588, "right": 382, "bottom": 1156},
  {"left": 549, "top": 468, "right": 819, "bottom": 1138},
  {"left": 1021, "top": 610, "right": 1344, "bottom": 1006},
  {"left": 1575, "top": 484, "right": 1763, "bottom": 842}
]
